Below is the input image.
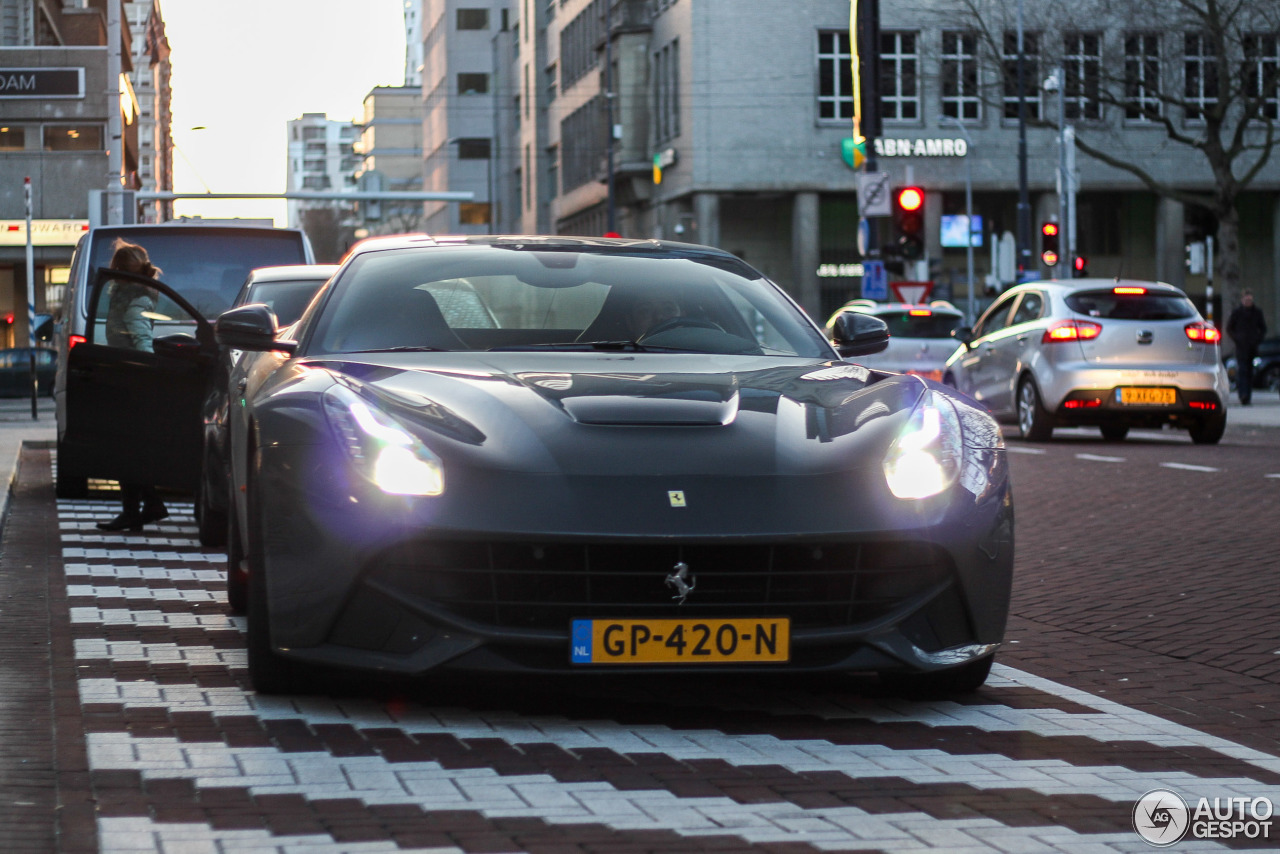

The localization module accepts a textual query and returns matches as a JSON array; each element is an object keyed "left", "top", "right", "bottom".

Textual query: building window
[
  {"left": 561, "top": 95, "right": 605, "bottom": 192},
  {"left": 545, "top": 63, "right": 558, "bottom": 101},
  {"left": 302, "top": 175, "right": 331, "bottom": 190},
  {"left": 1063, "top": 32, "right": 1102, "bottom": 120},
  {"left": 941, "top": 31, "right": 980, "bottom": 120},
  {"left": 458, "top": 203, "right": 491, "bottom": 225},
  {"left": 1183, "top": 32, "right": 1218, "bottom": 122},
  {"left": 43, "top": 125, "right": 102, "bottom": 151},
  {"left": 456, "top": 8, "right": 489, "bottom": 30},
  {"left": 1124, "top": 33, "right": 1161, "bottom": 121},
  {"left": 561, "top": 0, "right": 604, "bottom": 88},
  {"left": 302, "top": 126, "right": 325, "bottom": 141},
  {"left": 817, "top": 31, "right": 854, "bottom": 121},
  {"left": 304, "top": 159, "right": 326, "bottom": 172},
  {"left": 0, "top": 126, "right": 25, "bottom": 151},
  {"left": 1244, "top": 34, "right": 1279, "bottom": 120},
  {"left": 457, "top": 138, "right": 491, "bottom": 159},
  {"left": 654, "top": 38, "right": 680, "bottom": 142},
  {"left": 879, "top": 31, "right": 919, "bottom": 121},
  {"left": 458, "top": 72, "right": 490, "bottom": 95},
  {"left": 1003, "top": 31, "right": 1041, "bottom": 120}
]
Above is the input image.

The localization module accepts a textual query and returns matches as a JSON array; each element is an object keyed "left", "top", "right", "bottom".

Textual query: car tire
[
  {"left": 1017, "top": 377, "right": 1053, "bottom": 441},
  {"left": 1099, "top": 424, "right": 1129, "bottom": 441},
  {"left": 54, "top": 440, "right": 88, "bottom": 499},
  {"left": 225, "top": 503, "right": 248, "bottom": 616},
  {"left": 1189, "top": 413, "right": 1226, "bottom": 445},
  {"left": 196, "top": 474, "right": 228, "bottom": 548},
  {"left": 879, "top": 654, "right": 994, "bottom": 696},
  {"left": 244, "top": 476, "right": 324, "bottom": 695}
]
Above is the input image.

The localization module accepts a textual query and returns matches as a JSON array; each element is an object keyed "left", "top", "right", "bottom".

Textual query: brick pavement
[{"left": 6, "top": 435, "right": 1280, "bottom": 852}]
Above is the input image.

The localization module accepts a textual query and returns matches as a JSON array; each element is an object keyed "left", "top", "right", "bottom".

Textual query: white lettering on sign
[
  {"left": 0, "top": 74, "right": 36, "bottom": 92},
  {"left": 817, "top": 263, "right": 865, "bottom": 278},
  {"left": 0, "top": 220, "right": 90, "bottom": 247},
  {"left": 873, "top": 138, "right": 968, "bottom": 158}
]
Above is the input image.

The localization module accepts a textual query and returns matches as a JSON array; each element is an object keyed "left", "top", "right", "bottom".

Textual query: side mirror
[
  {"left": 830, "top": 312, "right": 890, "bottom": 358},
  {"left": 953, "top": 326, "right": 975, "bottom": 349},
  {"left": 214, "top": 304, "right": 296, "bottom": 354}
]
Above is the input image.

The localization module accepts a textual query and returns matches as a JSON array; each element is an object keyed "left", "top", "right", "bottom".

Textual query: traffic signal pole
[
  {"left": 1015, "top": 0, "right": 1032, "bottom": 279},
  {"left": 854, "top": 0, "right": 882, "bottom": 262}
]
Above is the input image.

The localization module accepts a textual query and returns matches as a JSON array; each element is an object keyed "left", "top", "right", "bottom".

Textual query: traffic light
[
  {"left": 1040, "top": 222, "right": 1060, "bottom": 267},
  {"left": 893, "top": 187, "right": 925, "bottom": 260},
  {"left": 1072, "top": 255, "right": 1089, "bottom": 278}
]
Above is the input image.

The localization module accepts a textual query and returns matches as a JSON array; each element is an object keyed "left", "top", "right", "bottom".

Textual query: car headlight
[
  {"left": 882, "top": 389, "right": 962, "bottom": 500},
  {"left": 322, "top": 384, "right": 444, "bottom": 496}
]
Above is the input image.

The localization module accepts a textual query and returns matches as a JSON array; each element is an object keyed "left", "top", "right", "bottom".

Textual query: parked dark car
[
  {"left": 82, "top": 234, "right": 1014, "bottom": 699},
  {"left": 1225, "top": 336, "right": 1280, "bottom": 392},
  {"left": 53, "top": 222, "right": 314, "bottom": 498},
  {"left": 195, "top": 264, "right": 338, "bottom": 552},
  {"left": 0, "top": 347, "right": 56, "bottom": 397}
]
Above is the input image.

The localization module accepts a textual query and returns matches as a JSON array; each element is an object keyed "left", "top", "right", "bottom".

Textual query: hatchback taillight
[
  {"left": 69, "top": 335, "right": 86, "bottom": 349},
  {"left": 1185, "top": 322, "right": 1221, "bottom": 344},
  {"left": 1042, "top": 319, "right": 1102, "bottom": 343}
]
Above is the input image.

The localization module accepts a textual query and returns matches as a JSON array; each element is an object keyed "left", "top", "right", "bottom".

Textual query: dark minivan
[{"left": 54, "top": 222, "right": 314, "bottom": 498}]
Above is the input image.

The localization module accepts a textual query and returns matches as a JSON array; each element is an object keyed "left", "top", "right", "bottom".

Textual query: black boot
[
  {"left": 140, "top": 500, "right": 169, "bottom": 525},
  {"left": 97, "top": 512, "right": 144, "bottom": 532}
]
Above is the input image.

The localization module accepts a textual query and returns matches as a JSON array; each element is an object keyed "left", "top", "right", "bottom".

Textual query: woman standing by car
[{"left": 95, "top": 240, "right": 169, "bottom": 532}]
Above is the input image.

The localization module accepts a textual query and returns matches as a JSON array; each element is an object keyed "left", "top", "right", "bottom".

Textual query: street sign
[
  {"left": 861, "top": 260, "right": 887, "bottom": 300},
  {"left": 856, "top": 171, "right": 893, "bottom": 218},
  {"left": 891, "top": 280, "right": 933, "bottom": 305}
]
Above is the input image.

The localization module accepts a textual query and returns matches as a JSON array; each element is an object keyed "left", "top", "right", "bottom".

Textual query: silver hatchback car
[{"left": 944, "top": 279, "right": 1229, "bottom": 443}]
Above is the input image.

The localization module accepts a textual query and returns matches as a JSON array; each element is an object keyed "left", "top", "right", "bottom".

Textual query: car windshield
[
  {"left": 1065, "top": 289, "right": 1197, "bottom": 321},
  {"left": 245, "top": 279, "right": 327, "bottom": 327},
  {"left": 306, "top": 245, "right": 831, "bottom": 358},
  {"left": 873, "top": 310, "right": 963, "bottom": 339},
  {"left": 85, "top": 228, "right": 309, "bottom": 320}
]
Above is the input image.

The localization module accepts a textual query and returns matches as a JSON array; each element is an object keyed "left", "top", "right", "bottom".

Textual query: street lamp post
[
  {"left": 947, "top": 120, "right": 977, "bottom": 323},
  {"left": 1015, "top": 0, "right": 1032, "bottom": 279}
]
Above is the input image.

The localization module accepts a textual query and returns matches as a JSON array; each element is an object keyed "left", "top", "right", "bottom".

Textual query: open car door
[{"left": 61, "top": 267, "right": 216, "bottom": 492}]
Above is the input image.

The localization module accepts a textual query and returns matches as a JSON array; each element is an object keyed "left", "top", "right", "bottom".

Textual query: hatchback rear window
[
  {"left": 1065, "top": 289, "right": 1196, "bottom": 321},
  {"left": 874, "top": 311, "right": 964, "bottom": 339},
  {"left": 86, "top": 228, "right": 309, "bottom": 320}
]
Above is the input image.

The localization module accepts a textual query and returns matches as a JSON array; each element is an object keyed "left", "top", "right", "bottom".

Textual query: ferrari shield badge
[{"left": 668, "top": 490, "right": 686, "bottom": 507}]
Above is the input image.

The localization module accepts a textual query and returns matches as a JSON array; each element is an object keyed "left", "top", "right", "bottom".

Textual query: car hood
[{"left": 290, "top": 352, "right": 926, "bottom": 477}]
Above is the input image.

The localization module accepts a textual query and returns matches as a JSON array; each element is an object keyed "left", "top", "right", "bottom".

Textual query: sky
[{"left": 159, "top": 0, "right": 408, "bottom": 225}]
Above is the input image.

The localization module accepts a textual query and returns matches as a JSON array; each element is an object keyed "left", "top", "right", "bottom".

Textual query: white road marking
[
  {"left": 1160, "top": 462, "right": 1220, "bottom": 473},
  {"left": 1075, "top": 453, "right": 1126, "bottom": 463},
  {"left": 1004, "top": 446, "right": 1047, "bottom": 455}
]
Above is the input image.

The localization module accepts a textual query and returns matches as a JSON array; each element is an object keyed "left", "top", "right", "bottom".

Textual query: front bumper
[{"left": 252, "top": 444, "right": 1014, "bottom": 678}]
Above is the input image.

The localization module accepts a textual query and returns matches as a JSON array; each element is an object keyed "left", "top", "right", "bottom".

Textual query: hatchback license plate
[
  {"left": 1118, "top": 387, "right": 1176, "bottom": 405},
  {"left": 571, "top": 618, "right": 790, "bottom": 664}
]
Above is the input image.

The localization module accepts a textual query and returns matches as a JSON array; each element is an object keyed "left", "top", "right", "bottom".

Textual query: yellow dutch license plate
[
  {"left": 570, "top": 617, "right": 790, "bottom": 664},
  {"left": 1118, "top": 387, "right": 1176, "bottom": 405}
]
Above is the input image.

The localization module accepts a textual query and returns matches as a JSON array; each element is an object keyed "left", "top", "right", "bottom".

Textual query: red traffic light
[
  {"left": 1041, "top": 250, "right": 1059, "bottom": 266},
  {"left": 1041, "top": 222, "right": 1059, "bottom": 237},
  {"left": 1073, "top": 256, "right": 1086, "bottom": 271},
  {"left": 896, "top": 187, "right": 924, "bottom": 212}
]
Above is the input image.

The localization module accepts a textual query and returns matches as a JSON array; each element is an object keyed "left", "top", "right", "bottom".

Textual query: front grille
[{"left": 366, "top": 540, "right": 954, "bottom": 632}]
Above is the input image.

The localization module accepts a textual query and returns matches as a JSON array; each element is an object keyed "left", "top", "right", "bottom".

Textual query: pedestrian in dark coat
[{"left": 1227, "top": 289, "right": 1267, "bottom": 405}]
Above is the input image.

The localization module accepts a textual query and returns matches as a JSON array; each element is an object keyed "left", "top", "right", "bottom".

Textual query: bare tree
[
  {"left": 949, "top": 0, "right": 1279, "bottom": 311},
  {"left": 300, "top": 205, "right": 357, "bottom": 263}
]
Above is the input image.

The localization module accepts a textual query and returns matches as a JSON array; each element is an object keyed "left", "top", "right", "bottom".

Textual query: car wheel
[
  {"left": 1262, "top": 365, "right": 1280, "bottom": 393},
  {"left": 244, "top": 477, "right": 324, "bottom": 695},
  {"left": 1189, "top": 412, "right": 1226, "bottom": 445},
  {"left": 879, "top": 655, "right": 994, "bottom": 696},
  {"left": 1017, "top": 378, "right": 1053, "bottom": 441},
  {"left": 196, "top": 472, "right": 228, "bottom": 548},
  {"left": 225, "top": 503, "right": 247, "bottom": 616},
  {"left": 54, "top": 439, "right": 88, "bottom": 499},
  {"left": 1099, "top": 424, "right": 1129, "bottom": 441}
]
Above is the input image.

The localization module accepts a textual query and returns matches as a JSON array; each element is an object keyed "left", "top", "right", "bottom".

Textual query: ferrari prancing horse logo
[{"left": 668, "top": 490, "right": 686, "bottom": 507}]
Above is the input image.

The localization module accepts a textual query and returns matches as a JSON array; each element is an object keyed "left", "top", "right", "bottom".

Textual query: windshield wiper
[
  {"left": 351, "top": 345, "right": 450, "bottom": 353},
  {"left": 488, "top": 340, "right": 653, "bottom": 352}
]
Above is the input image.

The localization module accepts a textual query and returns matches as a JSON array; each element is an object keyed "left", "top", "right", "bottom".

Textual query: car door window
[
  {"left": 90, "top": 277, "right": 201, "bottom": 353},
  {"left": 1010, "top": 291, "right": 1044, "bottom": 326},
  {"left": 974, "top": 295, "right": 1018, "bottom": 339}
]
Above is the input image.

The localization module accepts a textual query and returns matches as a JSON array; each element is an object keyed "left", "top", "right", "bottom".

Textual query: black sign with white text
[{"left": 0, "top": 68, "right": 84, "bottom": 99}]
